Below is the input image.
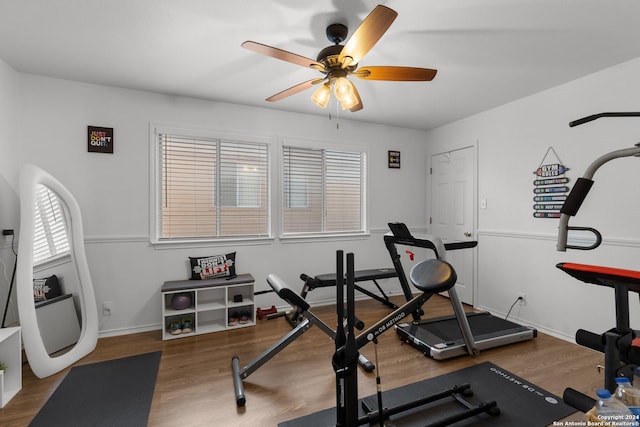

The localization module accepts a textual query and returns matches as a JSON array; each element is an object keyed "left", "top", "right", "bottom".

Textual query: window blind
[
  {"left": 33, "top": 184, "right": 70, "bottom": 264},
  {"left": 282, "top": 145, "right": 366, "bottom": 235},
  {"left": 157, "top": 133, "right": 269, "bottom": 240}
]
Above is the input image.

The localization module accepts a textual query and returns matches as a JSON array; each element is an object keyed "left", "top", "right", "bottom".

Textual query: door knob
[{"left": 464, "top": 232, "right": 472, "bottom": 237}]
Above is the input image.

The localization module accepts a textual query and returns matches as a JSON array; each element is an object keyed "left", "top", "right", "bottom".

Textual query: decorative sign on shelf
[
  {"left": 87, "top": 126, "right": 114, "bottom": 154},
  {"left": 532, "top": 147, "right": 569, "bottom": 218},
  {"left": 388, "top": 150, "right": 400, "bottom": 168}
]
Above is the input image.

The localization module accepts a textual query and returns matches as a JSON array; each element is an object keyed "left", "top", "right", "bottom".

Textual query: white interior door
[{"left": 430, "top": 147, "right": 476, "bottom": 305}]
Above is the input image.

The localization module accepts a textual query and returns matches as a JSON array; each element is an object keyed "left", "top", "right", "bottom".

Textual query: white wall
[
  {"left": 1, "top": 72, "right": 428, "bottom": 335},
  {"left": 6, "top": 56, "right": 640, "bottom": 343},
  {"left": 425, "top": 57, "right": 640, "bottom": 341},
  {"left": 0, "top": 58, "right": 20, "bottom": 326}
]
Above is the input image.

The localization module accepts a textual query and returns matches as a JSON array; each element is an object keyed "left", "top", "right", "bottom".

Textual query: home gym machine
[
  {"left": 251, "top": 272, "right": 400, "bottom": 374},
  {"left": 316, "top": 250, "right": 499, "bottom": 426},
  {"left": 387, "top": 222, "right": 537, "bottom": 360},
  {"left": 556, "top": 112, "right": 640, "bottom": 412},
  {"left": 231, "top": 273, "right": 372, "bottom": 407},
  {"left": 291, "top": 268, "right": 400, "bottom": 372}
]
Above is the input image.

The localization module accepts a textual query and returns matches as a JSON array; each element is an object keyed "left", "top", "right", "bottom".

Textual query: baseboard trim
[{"left": 98, "top": 323, "right": 160, "bottom": 339}]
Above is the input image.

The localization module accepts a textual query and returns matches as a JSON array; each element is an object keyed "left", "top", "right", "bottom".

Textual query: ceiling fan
[{"left": 241, "top": 4, "right": 437, "bottom": 112}]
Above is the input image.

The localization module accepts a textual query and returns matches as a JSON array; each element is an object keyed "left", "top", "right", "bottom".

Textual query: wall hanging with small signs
[{"left": 532, "top": 146, "right": 569, "bottom": 218}]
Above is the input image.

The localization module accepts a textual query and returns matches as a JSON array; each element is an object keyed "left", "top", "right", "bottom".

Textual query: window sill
[
  {"left": 278, "top": 232, "right": 370, "bottom": 244},
  {"left": 34, "top": 253, "right": 72, "bottom": 273},
  {"left": 151, "top": 236, "right": 275, "bottom": 250}
]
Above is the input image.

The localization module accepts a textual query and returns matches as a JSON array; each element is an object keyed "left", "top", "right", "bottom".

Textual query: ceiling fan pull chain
[{"left": 330, "top": 89, "right": 334, "bottom": 123}]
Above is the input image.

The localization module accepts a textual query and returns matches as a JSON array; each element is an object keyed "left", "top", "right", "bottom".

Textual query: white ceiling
[{"left": 2, "top": 0, "right": 640, "bottom": 131}]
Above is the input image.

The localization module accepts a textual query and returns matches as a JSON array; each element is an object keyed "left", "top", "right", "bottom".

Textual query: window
[
  {"left": 153, "top": 130, "right": 270, "bottom": 242},
  {"left": 282, "top": 143, "right": 367, "bottom": 236},
  {"left": 33, "top": 184, "right": 70, "bottom": 264}
]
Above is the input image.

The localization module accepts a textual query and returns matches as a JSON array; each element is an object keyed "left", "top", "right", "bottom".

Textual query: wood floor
[{"left": 1, "top": 294, "right": 603, "bottom": 426}]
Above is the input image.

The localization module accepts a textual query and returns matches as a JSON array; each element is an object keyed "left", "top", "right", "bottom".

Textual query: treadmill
[{"left": 386, "top": 223, "right": 537, "bottom": 360}]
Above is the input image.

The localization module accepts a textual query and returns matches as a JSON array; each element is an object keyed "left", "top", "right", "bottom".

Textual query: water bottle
[
  {"left": 616, "top": 377, "right": 640, "bottom": 424},
  {"left": 616, "top": 377, "right": 636, "bottom": 404},
  {"left": 594, "top": 388, "right": 635, "bottom": 426},
  {"left": 634, "top": 367, "right": 640, "bottom": 388}
]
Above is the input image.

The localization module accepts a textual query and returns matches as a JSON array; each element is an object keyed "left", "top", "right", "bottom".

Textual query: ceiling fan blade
[
  {"left": 353, "top": 66, "right": 438, "bottom": 81},
  {"left": 349, "top": 83, "right": 363, "bottom": 112},
  {"left": 242, "top": 41, "right": 326, "bottom": 72},
  {"left": 338, "top": 5, "right": 398, "bottom": 68},
  {"left": 266, "top": 78, "right": 325, "bottom": 102}
]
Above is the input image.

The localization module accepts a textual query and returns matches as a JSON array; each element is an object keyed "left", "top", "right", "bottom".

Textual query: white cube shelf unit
[
  {"left": 0, "top": 326, "right": 22, "bottom": 408},
  {"left": 161, "top": 273, "right": 255, "bottom": 340}
]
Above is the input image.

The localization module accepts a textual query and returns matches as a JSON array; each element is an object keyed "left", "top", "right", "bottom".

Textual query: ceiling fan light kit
[
  {"left": 311, "top": 82, "right": 331, "bottom": 108},
  {"left": 334, "top": 77, "right": 359, "bottom": 110},
  {"left": 241, "top": 5, "right": 437, "bottom": 114}
]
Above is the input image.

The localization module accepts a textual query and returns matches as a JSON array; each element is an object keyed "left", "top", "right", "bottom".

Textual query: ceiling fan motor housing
[
  {"left": 316, "top": 45, "right": 343, "bottom": 65},
  {"left": 317, "top": 25, "right": 357, "bottom": 75},
  {"left": 326, "top": 23, "right": 347, "bottom": 44}
]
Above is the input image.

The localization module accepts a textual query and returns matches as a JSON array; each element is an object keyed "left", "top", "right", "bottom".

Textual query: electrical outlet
[
  {"left": 518, "top": 293, "right": 526, "bottom": 306},
  {"left": 102, "top": 302, "right": 113, "bottom": 316}
]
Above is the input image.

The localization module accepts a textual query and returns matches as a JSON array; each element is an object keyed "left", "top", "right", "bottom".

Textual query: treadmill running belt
[
  {"left": 424, "top": 313, "right": 526, "bottom": 341},
  {"left": 396, "top": 312, "right": 537, "bottom": 360},
  {"left": 411, "top": 313, "right": 522, "bottom": 341}
]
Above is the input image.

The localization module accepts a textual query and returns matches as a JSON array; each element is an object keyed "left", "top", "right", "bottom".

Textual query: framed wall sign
[
  {"left": 388, "top": 150, "right": 400, "bottom": 168},
  {"left": 87, "top": 126, "right": 114, "bottom": 154}
]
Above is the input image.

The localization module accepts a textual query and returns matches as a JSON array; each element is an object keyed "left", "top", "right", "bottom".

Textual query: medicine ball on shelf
[{"left": 171, "top": 292, "right": 192, "bottom": 310}]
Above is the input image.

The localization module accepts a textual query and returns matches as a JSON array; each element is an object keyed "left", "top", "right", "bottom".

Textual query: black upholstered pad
[
  {"left": 410, "top": 259, "right": 457, "bottom": 293},
  {"left": 267, "top": 274, "right": 310, "bottom": 311},
  {"left": 309, "top": 268, "right": 397, "bottom": 289},
  {"left": 557, "top": 262, "right": 640, "bottom": 294}
]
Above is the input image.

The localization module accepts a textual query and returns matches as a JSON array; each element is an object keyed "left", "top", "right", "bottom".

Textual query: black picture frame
[
  {"left": 388, "top": 150, "right": 400, "bottom": 168},
  {"left": 88, "top": 126, "right": 114, "bottom": 154}
]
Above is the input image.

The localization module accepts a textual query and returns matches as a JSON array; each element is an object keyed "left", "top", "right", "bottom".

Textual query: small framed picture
[
  {"left": 388, "top": 150, "right": 400, "bottom": 168},
  {"left": 88, "top": 126, "right": 114, "bottom": 153}
]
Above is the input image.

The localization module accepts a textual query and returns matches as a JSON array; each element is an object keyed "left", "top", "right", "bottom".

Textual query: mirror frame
[{"left": 17, "top": 164, "right": 98, "bottom": 378}]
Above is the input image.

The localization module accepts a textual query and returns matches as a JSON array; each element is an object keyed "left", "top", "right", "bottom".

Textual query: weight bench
[
  {"left": 285, "top": 268, "right": 398, "bottom": 336},
  {"left": 299, "top": 268, "right": 398, "bottom": 310}
]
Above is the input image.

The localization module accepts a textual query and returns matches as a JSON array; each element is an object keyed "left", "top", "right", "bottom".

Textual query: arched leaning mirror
[{"left": 17, "top": 164, "right": 98, "bottom": 378}]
